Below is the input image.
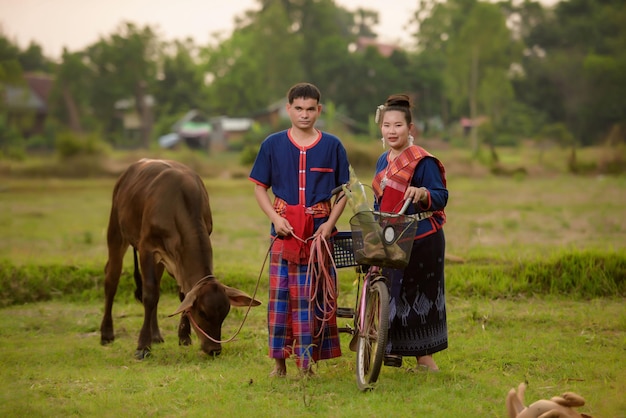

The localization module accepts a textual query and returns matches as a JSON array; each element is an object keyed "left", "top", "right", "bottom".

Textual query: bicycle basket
[{"left": 349, "top": 211, "right": 417, "bottom": 268}]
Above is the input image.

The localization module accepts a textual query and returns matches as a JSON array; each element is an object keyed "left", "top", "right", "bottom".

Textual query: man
[{"left": 249, "top": 82, "right": 350, "bottom": 376}]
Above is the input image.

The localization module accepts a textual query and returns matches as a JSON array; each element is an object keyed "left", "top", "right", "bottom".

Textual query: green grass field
[{"left": 1, "top": 147, "right": 625, "bottom": 417}]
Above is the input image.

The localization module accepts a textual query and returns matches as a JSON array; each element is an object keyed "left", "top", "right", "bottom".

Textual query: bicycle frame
[
  {"left": 330, "top": 185, "right": 418, "bottom": 390},
  {"left": 352, "top": 265, "right": 390, "bottom": 391},
  {"left": 357, "top": 271, "right": 383, "bottom": 335}
]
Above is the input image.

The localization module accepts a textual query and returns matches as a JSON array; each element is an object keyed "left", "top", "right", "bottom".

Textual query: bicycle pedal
[
  {"left": 336, "top": 307, "right": 355, "bottom": 318},
  {"left": 383, "top": 355, "right": 403, "bottom": 367},
  {"left": 349, "top": 334, "right": 358, "bottom": 352}
]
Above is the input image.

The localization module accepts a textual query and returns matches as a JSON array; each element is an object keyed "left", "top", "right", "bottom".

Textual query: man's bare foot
[
  {"left": 417, "top": 355, "right": 439, "bottom": 371},
  {"left": 270, "top": 359, "right": 287, "bottom": 377},
  {"left": 269, "top": 368, "right": 286, "bottom": 377}
]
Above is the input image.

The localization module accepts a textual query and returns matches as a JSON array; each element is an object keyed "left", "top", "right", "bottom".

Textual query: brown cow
[{"left": 99, "top": 158, "right": 261, "bottom": 359}]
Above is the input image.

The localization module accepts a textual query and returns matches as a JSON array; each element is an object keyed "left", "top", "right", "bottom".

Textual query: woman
[{"left": 372, "top": 94, "right": 448, "bottom": 371}]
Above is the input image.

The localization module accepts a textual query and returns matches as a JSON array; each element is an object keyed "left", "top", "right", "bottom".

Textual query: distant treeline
[{"left": 1, "top": 0, "right": 625, "bottom": 155}]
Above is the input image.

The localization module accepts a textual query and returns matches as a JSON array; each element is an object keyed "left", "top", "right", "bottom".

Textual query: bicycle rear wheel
[{"left": 355, "top": 277, "right": 389, "bottom": 391}]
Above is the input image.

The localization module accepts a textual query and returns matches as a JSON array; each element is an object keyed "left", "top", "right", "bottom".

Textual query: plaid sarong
[{"left": 268, "top": 238, "right": 341, "bottom": 370}]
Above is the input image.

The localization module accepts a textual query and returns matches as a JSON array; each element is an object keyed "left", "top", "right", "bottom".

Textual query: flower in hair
[{"left": 375, "top": 104, "right": 385, "bottom": 124}]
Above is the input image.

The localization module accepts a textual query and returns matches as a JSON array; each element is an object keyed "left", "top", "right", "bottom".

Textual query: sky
[{"left": 0, "top": 0, "right": 419, "bottom": 59}]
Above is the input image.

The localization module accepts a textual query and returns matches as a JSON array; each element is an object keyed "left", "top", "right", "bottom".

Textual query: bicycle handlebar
[
  {"left": 332, "top": 183, "right": 413, "bottom": 215},
  {"left": 399, "top": 198, "right": 412, "bottom": 215},
  {"left": 331, "top": 184, "right": 345, "bottom": 196}
]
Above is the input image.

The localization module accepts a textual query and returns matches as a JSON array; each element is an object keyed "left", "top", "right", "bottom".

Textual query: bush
[
  {"left": 0, "top": 261, "right": 180, "bottom": 308},
  {"left": 520, "top": 251, "right": 626, "bottom": 296},
  {"left": 55, "top": 131, "right": 109, "bottom": 159},
  {"left": 2, "top": 250, "right": 623, "bottom": 308},
  {"left": 0, "top": 113, "right": 26, "bottom": 160},
  {"left": 240, "top": 145, "right": 259, "bottom": 166},
  {"left": 598, "top": 142, "right": 626, "bottom": 175},
  {"left": 446, "top": 250, "right": 626, "bottom": 299}
]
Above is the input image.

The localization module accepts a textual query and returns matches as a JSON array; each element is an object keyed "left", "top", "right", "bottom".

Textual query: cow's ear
[
  {"left": 169, "top": 292, "right": 197, "bottom": 316},
  {"left": 222, "top": 285, "right": 262, "bottom": 307}
]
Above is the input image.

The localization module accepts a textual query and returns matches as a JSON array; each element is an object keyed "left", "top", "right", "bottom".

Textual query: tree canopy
[{"left": 1, "top": 0, "right": 624, "bottom": 150}]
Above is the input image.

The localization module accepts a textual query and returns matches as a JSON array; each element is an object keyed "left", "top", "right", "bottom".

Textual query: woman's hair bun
[{"left": 385, "top": 94, "right": 412, "bottom": 109}]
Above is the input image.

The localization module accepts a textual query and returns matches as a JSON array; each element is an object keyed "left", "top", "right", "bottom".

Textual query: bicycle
[{"left": 333, "top": 197, "right": 419, "bottom": 391}]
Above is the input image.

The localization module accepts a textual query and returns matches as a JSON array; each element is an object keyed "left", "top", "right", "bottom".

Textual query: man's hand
[
  {"left": 314, "top": 222, "right": 334, "bottom": 240},
  {"left": 273, "top": 216, "right": 293, "bottom": 237}
]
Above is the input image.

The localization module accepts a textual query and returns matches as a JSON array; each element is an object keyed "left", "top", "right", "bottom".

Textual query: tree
[
  {"left": 296, "top": 0, "right": 354, "bottom": 88},
  {"left": 410, "top": 0, "right": 480, "bottom": 127},
  {"left": 85, "top": 22, "right": 160, "bottom": 148},
  {"left": 18, "top": 41, "right": 53, "bottom": 73},
  {"left": 51, "top": 49, "right": 90, "bottom": 133},
  {"left": 354, "top": 8, "right": 379, "bottom": 38},
  {"left": 202, "top": 0, "right": 304, "bottom": 116},
  {"left": 0, "top": 34, "right": 23, "bottom": 84},
  {"left": 445, "top": 1, "right": 520, "bottom": 155},
  {"left": 202, "top": 0, "right": 397, "bottom": 125},
  {"left": 0, "top": 34, "right": 26, "bottom": 155},
  {"left": 409, "top": 52, "right": 448, "bottom": 130},
  {"left": 338, "top": 46, "right": 409, "bottom": 131},
  {"left": 518, "top": 0, "right": 626, "bottom": 145},
  {"left": 154, "top": 39, "right": 208, "bottom": 121}
]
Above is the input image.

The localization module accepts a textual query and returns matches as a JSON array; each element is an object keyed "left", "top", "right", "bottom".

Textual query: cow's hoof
[
  {"left": 100, "top": 336, "right": 114, "bottom": 345},
  {"left": 179, "top": 337, "right": 192, "bottom": 346},
  {"left": 134, "top": 348, "right": 151, "bottom": 360},
  {"left": 203, "top": 347, "right": 222, "bottom": 357}
]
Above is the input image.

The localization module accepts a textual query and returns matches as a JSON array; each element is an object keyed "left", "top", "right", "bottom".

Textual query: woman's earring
[
  {"left": 408, "top": 134, "right": 414, "bottom": 145},
  {"left": 381, "top": 137, "right": 385, "bottom": 148}
]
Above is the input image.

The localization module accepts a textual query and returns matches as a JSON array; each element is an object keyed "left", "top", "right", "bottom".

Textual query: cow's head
[{"left": 170, "top": 276, "right": 261, "bottom": 356}]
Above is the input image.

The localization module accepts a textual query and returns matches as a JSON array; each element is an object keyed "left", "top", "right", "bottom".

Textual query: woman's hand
[{"left": 404, "top": 186, "right": 428, "bottom": 204}]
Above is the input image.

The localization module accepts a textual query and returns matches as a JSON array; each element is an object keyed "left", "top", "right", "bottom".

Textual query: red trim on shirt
[
  {"left": 249, "top": 177, "right": 269, "bottom": 188},
  {"left": 287, "top": 129, "right": 322, "bottom": 150},
  {"left": 287, "top": 129, "right": 322, "bottom": 206}
]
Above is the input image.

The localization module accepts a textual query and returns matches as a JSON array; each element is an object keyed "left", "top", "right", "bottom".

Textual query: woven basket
[{"left": 349, "top": 211, "right": 417, "bottom": 268}]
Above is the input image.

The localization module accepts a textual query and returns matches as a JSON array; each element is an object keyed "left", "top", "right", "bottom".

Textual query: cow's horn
[
  {"left": 170, "top": 292, "right": 196, "bottom": 316},
  {"left": 169, "top": 276, "right": 212, "bottom": 316}
]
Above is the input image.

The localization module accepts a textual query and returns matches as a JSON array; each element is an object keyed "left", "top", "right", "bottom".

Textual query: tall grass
[
  {"left": 1, "top": 250, "right": 624, "bottom": 308},
  {"left": 445, "top": 250, "right": 626, "bottom": 298}
]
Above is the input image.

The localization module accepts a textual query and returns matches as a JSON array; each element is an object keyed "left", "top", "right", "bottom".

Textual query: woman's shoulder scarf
[{"left": 373, "top": 145, "right": 446, "bottom": 213}]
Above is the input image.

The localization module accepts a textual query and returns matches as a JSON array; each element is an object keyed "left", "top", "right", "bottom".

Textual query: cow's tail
[{"left": 133, "top": 247, "right": 143, "bottom": 302}]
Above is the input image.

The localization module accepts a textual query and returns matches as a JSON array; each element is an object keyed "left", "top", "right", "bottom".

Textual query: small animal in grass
[{"left": 506, "top": 382, "right": 593, "bottom": 418}]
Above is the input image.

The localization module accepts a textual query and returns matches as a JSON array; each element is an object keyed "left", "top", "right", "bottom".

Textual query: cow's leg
[
  {"left": 149, "top": 263, "right": 165, "bottom": 344},
  {"left": 177, "top": 290, "right": 192, "bottom": 346},
  {"left": 100, "top": 214, "right": 128, "bottom": 345},
  {"left": 135, "top": 249, "right": 160, "bottom": 359}
]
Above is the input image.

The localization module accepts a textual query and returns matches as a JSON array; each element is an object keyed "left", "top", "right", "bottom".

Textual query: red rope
[
  {"left": 183, "top": 238, "right": 272, "bottom": 345},
  {"left": 287, "top": 231, "right": 338, "bottom": 339},
  {"left": 306, "top": 234, "right": 338, "bottom": 339}
]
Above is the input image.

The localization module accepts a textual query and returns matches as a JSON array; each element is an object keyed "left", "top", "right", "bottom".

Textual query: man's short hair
[{"left": 287, "top": 82, "right": 321, "bottom": 104}]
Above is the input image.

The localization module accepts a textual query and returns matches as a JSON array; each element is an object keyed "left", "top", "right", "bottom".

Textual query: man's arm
[{"left": 254, "top": 184, "right": 293, "bottom": 236}]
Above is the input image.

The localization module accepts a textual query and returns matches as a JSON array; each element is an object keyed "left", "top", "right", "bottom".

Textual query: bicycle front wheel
[{"left": 355, "top": 278, "right": 389, "bottom": 391}]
